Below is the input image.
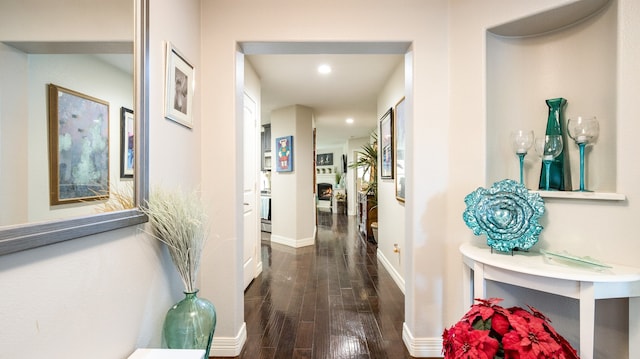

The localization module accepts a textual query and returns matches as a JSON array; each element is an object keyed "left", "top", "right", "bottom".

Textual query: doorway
[{"left": 239, "top": 40, "right": 412, "bottom": 326}]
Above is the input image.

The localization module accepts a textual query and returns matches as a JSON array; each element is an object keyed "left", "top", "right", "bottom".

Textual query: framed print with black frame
[
  {"left": 164, "top": 41, "right": 194, "bottom": 128},
  {"left": 394, "top": 97, "right": 406, "bottom": 202},
  {"left": 120, "top": 107, "right": 134, "bottom": 178},
  {"left": 379, "top": 108, "right": 393, "bottom": 179},
  {"left": 316, "top": 153, "right": 333, "bottom": 166},
  {"left": 48, "top": 84, "right": 110, "bottom": 205}
]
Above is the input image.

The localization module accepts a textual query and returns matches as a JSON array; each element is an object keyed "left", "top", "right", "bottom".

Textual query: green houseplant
[
  {"left": 349, "top": 133, "right": 378, "bottom": 203},
  {"left": 141, "top": 187, "right": 217, "bottom": 357},
  {"left": 350, "top": 133, "right": 379, "bottom": 242}
]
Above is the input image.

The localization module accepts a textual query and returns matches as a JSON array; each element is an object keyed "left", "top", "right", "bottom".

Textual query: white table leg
[
  {"left": 579, "top": 282, "right": 595, "bottom": 359},
  {"left": 473, "top": 262, "right": 486, "bottom": 302},
  {"left": 462, "top": 262, "right": 472, "bottom": 309},
  {"left": 630, "top": 297, "right": 640, "bottom": 359}
]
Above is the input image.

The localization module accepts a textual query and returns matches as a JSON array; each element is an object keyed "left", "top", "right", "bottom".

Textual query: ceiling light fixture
[
  {"left": 317, "top": 64, "right": 332, "bottom": 75},
  {"left": 346, "top": 118, "right": 354, "bottom": 124}
]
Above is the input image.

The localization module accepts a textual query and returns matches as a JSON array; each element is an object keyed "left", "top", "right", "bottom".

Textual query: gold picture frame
[{"left": 48, "top": 84, "right": 110, "bottom": 205}]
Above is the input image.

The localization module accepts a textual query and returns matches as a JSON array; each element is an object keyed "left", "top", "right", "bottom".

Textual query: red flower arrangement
[{"left": 442, "top": 298, "right": 579, "bottom": 359}]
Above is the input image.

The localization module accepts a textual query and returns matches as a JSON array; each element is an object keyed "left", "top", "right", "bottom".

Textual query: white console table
[{"left": 460, "top": 241, "right": 640, "bottom": 359}]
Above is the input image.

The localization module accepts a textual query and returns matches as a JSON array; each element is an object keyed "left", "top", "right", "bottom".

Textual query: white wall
[
  {"left": 0, "top": 43, "right": 28, "bottom": 225},
  {"left": 0, "top": 0, "right": 202, "bottom": 357},
  {"left": 0, "top": 0, "right": 132, "bottom": 42},
  {"left": 270, "top": 105, "right": 316, "bottom": 248},
  {"left": 27, "top": 54, "right": 133, "bottom": 222},
  {"left": 376, "top": 60, "right": 406, "bottom": 290}
]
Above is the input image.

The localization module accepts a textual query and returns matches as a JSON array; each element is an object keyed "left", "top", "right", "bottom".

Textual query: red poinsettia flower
[
  {"left": 443, "top": 298, "right": 579, "bottom": 359},
  {"left": 463, "top": 298, "right": 501, "bottom": 323},
  {"left": 443, "top": 321, "right": 500, "bottom": 359},
  {"left": 502, "top": 314, "right": 562, "bottom": 358}
]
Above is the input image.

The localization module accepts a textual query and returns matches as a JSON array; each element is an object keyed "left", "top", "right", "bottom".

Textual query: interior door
[{"left": 243, "top": 93, "right": 259, "bottom": 289}]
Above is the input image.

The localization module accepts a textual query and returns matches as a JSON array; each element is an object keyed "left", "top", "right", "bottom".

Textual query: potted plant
[
  {"left": 443, "top": 298, "right": 578, "bottom": 359},
  {"left": 349, "top": 132, "right": 378, "bottom": 202},
  {"left": 141, "top": 187, "right": 217, "bottom": 357},
  {"left": 349, "top": 133, "right": 379, "bottom": 242}
]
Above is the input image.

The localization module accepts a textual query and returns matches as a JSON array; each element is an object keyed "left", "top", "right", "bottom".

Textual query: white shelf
[{"left": 530, "top": 190, "right": 626, "bottom": 201}]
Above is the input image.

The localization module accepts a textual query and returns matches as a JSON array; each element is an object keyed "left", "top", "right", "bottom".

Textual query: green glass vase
[
  {"left": 538, "top": 98, "right": 571, "bottom": 191},
  {"left": 163, "top": 290, "right": 217, "bottom": 358}
]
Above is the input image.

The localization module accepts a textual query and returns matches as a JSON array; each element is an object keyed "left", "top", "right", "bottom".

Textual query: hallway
[{"left": 215, "top": 210, "right": 414, "bottom": 358}]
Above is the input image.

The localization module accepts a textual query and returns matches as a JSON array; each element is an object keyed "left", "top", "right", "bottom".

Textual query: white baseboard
[
  {"left": 210, "top": 322, "right": 247, "bottom": 357},
  {"left": 402, "top": 322, "right": 443, "bottom": 358},
  {"left": 270, "top": 234, "right": 314, "bottom": 248},
  {"left": 376, "top": 247, "right": 405, "bottom": 295}
]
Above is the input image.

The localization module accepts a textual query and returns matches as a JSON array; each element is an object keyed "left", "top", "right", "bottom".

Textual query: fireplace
[{"left": 317, "top": 183, "right": 333, "bottom": 201}]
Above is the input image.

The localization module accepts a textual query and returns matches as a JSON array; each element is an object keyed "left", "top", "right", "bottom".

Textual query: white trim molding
[
  {"left": 402, "top": 323, "right": 443, "bottom": 358},
  {"left": 376, "top": 248, "right": 405, "bottom": 295},
  {"left": 270, "top": 234, "right": 314, "bottom": 248},
  {"left": 210, "top": 322, "right": 247, "bottom": 357}
]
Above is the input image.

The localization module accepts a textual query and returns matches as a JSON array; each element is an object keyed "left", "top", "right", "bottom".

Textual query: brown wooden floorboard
[{"left": 211, "top": 210, "right": 418, "bottom": 359}]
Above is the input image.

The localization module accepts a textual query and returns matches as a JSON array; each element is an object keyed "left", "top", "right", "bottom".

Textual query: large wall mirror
[{"left": 0, "top": 0, "right": 149, "bottom": 255}]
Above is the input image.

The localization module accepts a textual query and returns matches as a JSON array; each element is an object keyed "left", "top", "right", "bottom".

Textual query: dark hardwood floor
[{"left": 213, "top": 210, "right": 415, "bottom": 359}]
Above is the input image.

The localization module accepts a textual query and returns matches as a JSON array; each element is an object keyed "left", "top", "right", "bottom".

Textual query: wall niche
[{"left": 486, "top": 0, "right": 621, "bottom": 199}]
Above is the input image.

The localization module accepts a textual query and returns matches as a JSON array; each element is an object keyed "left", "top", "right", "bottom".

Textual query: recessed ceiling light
[
  {"left": 345, "top": 118, "right": 354, "bottom": 124},
  {"left": 318, "top": 64, "right": 332, "bottom": 75}
]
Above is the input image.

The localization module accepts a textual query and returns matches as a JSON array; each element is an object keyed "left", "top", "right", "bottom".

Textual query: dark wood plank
[{"left": 211, "top": 211, "right": 417, "bottom": 359}]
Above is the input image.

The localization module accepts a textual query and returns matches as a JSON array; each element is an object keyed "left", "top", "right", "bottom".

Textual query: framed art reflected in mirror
[
  {"left": 48, "top": 84, "right": 110, "bottom": 205},
  {"left": 121, "top": 107, "right": 134, "bottom": 179}
]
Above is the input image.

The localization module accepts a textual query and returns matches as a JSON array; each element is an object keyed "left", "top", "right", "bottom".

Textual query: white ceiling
[{"left": 246, "top": 53, "right": 403, "bottom": 149}]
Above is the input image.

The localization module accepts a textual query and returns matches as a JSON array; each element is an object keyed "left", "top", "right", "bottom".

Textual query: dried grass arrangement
[
  {"left": 141, "top": 187, "right": 208, "bottom": 293},
  {"left": 92, "top": 182, "right": 134, "bottom": 212},
  {"left": 102, "top": 182, "right": 135, "bottom": 211}
]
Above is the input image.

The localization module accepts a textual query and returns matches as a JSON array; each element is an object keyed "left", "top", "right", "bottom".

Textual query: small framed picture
[
  {"left": 316, "top": 153, "right": 333, "bottom": 166},
  {"left": 275, "top": 136, "right": 294, "bottom": 172},
  {"left": 48, "top": 84, "right": 110, "bottom": 205},
  {"left": 164, "top": 41, "right": 194, "bottom": 128},
  {"left": 379, "top": 108, "right": 394, "bottom": 179},
  {"left": 120, "top": 107, "right": 134, "bottom": 179}
]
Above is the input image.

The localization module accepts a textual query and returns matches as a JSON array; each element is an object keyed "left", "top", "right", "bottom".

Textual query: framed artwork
[
  {"left": 394, "top": 97, "right": 406, "bottom": 202},
  {"left": 316, "top": 153, "right": 333, "bottom": 166},
  {"left": 379, "top": 108, "right": 394, "bottom": 179},
  {"left": 120, "top": 107, "right": 134, "bottom": 178},
  {"left": 48, "top": 84, "right": 110, "bottom": 205},
  {"left": 164, "top": 41, "right": 194, "bottom": 128},
  {"left": 275, "top": 135, "right": 294, "bottom": 172}
]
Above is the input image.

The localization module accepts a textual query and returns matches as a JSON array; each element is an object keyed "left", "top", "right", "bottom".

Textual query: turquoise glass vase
[
  {"left": 538, "top": 98, "right": 571, "bottom": 191},
  {"left": 163, "top": 290, "right": 217, "bottom": 357}
]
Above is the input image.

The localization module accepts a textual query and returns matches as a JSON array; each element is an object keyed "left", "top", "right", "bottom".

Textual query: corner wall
[{"left": 270, "top": 105, "right": 316, "bottom": 247}]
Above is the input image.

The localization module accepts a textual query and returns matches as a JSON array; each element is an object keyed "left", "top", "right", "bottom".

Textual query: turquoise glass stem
[
  {"left": 578, "top": 143, "right": 586, "bottom": 191},
  {"left": 543, "top": 161, "right": 551, "bottom": 190},
  {"left": 518, "top": 153, "right": 526, "bottom": 185}
]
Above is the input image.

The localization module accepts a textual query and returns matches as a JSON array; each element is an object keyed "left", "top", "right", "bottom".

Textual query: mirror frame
[{"left": 0, "top": 0, "right": 149, "bottom": 256}]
